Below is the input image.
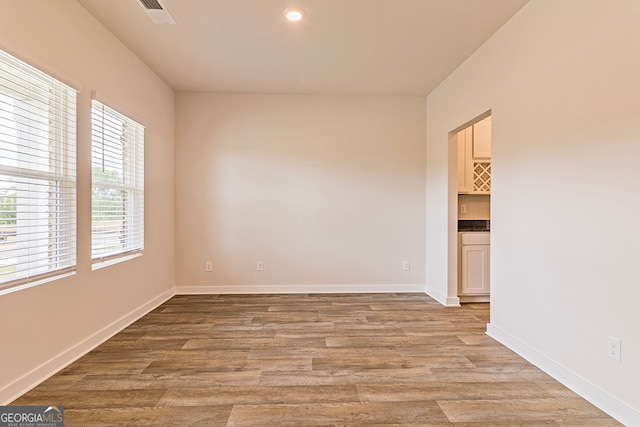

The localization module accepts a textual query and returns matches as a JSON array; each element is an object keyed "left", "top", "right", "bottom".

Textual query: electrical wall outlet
[
  {"left": 257, "top": 261, "right": 264, "bottom": 271},
  {"left": 607, "top": 335, "right": 621, "bottom": 362},
  {"left": 402, "top": 260, "right": 410, "bottom": 271},
  {"left": 460, "top": 204, "right": 467, "bottom": 214},
  {"left": 205, "top": 261, "right": 213, "bottom": 272}
]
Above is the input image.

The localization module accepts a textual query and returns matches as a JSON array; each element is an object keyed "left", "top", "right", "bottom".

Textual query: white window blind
[
  {"left": 0, "top": 49, "right": 76, "bottom": 291},
  {"left": 91, "top": 100, "right": 144, "bottom": 263}
]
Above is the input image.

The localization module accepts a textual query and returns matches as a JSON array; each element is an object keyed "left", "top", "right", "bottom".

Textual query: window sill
[
  {"left": 92, "top": 252, "right": 143, "bottom": 271},
  {"left": 0, "top": 271, "right": 76, "bottom": 297}
]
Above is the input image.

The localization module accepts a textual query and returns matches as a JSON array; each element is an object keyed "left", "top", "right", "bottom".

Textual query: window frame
[
  {"left": 0, "top": 48, "right": 77, "bottom": 294},
  {"left": 90, "top": 99, "right": 145, "bottom": 267}
]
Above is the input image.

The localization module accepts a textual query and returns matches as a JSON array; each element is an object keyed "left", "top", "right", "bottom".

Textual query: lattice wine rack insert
[{"left": 473, "top": 162, "right": 491, "bottom": 192}]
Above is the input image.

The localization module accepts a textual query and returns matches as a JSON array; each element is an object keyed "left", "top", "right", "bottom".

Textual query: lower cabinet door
[{"left": 461, "top": 244, "right": 490, "bottom": 295}]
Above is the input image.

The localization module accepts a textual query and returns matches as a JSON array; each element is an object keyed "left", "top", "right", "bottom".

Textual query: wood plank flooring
[{"left": 12, "top": 293, "right": 621, "bottom": 426}]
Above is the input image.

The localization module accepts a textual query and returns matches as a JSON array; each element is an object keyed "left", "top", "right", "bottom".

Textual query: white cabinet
[
  {"left": 459, "top": 232, "right": 490, "bottom": 301},
  {"left": 457, "top": 117, "right": 491, "bottom": 195},
  {"left": 472, "top": 117, "right": 491, "bottom": 158},
  {"left": 457, "top": 127, "right": 473, "bottom": 193}
]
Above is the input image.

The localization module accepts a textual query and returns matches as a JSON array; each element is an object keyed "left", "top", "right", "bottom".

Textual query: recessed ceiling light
[{"left": 284, "top": 8, "right": 305, "bottom": 22}]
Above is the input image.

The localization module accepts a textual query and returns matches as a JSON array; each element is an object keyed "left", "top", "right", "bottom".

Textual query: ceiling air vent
[
  {"left": 139, "top": 0, "right": 163, "bottom": 9},
  {"left": 137, "top": 0, "right": 176, "bottom": 24}
]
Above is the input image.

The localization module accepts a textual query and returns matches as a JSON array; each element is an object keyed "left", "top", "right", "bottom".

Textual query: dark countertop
[{"left": 458, "top": 219, "right": 490, "bottom": 232}]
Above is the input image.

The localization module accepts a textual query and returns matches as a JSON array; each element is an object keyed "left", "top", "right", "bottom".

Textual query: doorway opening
[{"left": 451, "top": 112, "right": 491, "bottom": 311}]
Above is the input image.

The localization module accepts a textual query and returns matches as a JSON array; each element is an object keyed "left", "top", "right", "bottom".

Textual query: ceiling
[{"left": 77, "top": 0, "right": 528, "bottom": 95}]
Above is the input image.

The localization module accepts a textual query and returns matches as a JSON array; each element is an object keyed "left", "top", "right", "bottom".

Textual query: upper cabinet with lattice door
[{"left": 457, "top": 116, "right": 491, "bottom": 194}]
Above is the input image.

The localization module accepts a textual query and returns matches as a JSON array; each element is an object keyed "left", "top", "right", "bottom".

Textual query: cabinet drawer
[{"left": 460, "top": 232, "right": 490, "bottom": 245}]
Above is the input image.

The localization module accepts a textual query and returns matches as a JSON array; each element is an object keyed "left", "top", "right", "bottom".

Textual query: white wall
[
  {"left": 458, "top": 195, "right": 490, "bottom": 220},
  {"left": 0, "top": 1, "right": 175, "bottom": 403},
  {"left": 426, "top": 0, "right": 639, "bottom": 423},
  {"left": 175, "top": 94, "right": 425, "bottom": 293}
]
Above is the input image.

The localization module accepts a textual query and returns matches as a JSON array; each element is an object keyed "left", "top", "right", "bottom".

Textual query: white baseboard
[
  {"left": 0, "top": 288, "right": 175, "bottom": 405},
  {"left": 486, "top": 323, "right": 639, "bottom": 427},
  {"left": 459, "top": 294, "right": 490, "bottom": 303},
  {"left": 424, "top": 285, "right": 460, "bottom": 307},
  {"left": 445, "top": 296, "right": 461, "bottom": 306},
  {"left": 176, "top": 283, "right": 425, "bottom": 295}
]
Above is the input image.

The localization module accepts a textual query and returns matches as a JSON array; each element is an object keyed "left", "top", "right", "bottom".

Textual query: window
[
  {"left": 0, "top": 49, "right": 76, "bottom": 291},
  {"left": 91, "top": 100, "right": 144, "bottom": 264}
]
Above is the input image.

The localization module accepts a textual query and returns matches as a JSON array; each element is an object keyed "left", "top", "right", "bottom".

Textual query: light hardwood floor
[{"left": 13, "top": 293, "right": 621, "bottom": 426}]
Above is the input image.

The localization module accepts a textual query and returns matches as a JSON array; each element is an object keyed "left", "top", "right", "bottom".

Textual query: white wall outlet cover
[{"left": 607, "top": 336, "right": 621, "bottom": 362}]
